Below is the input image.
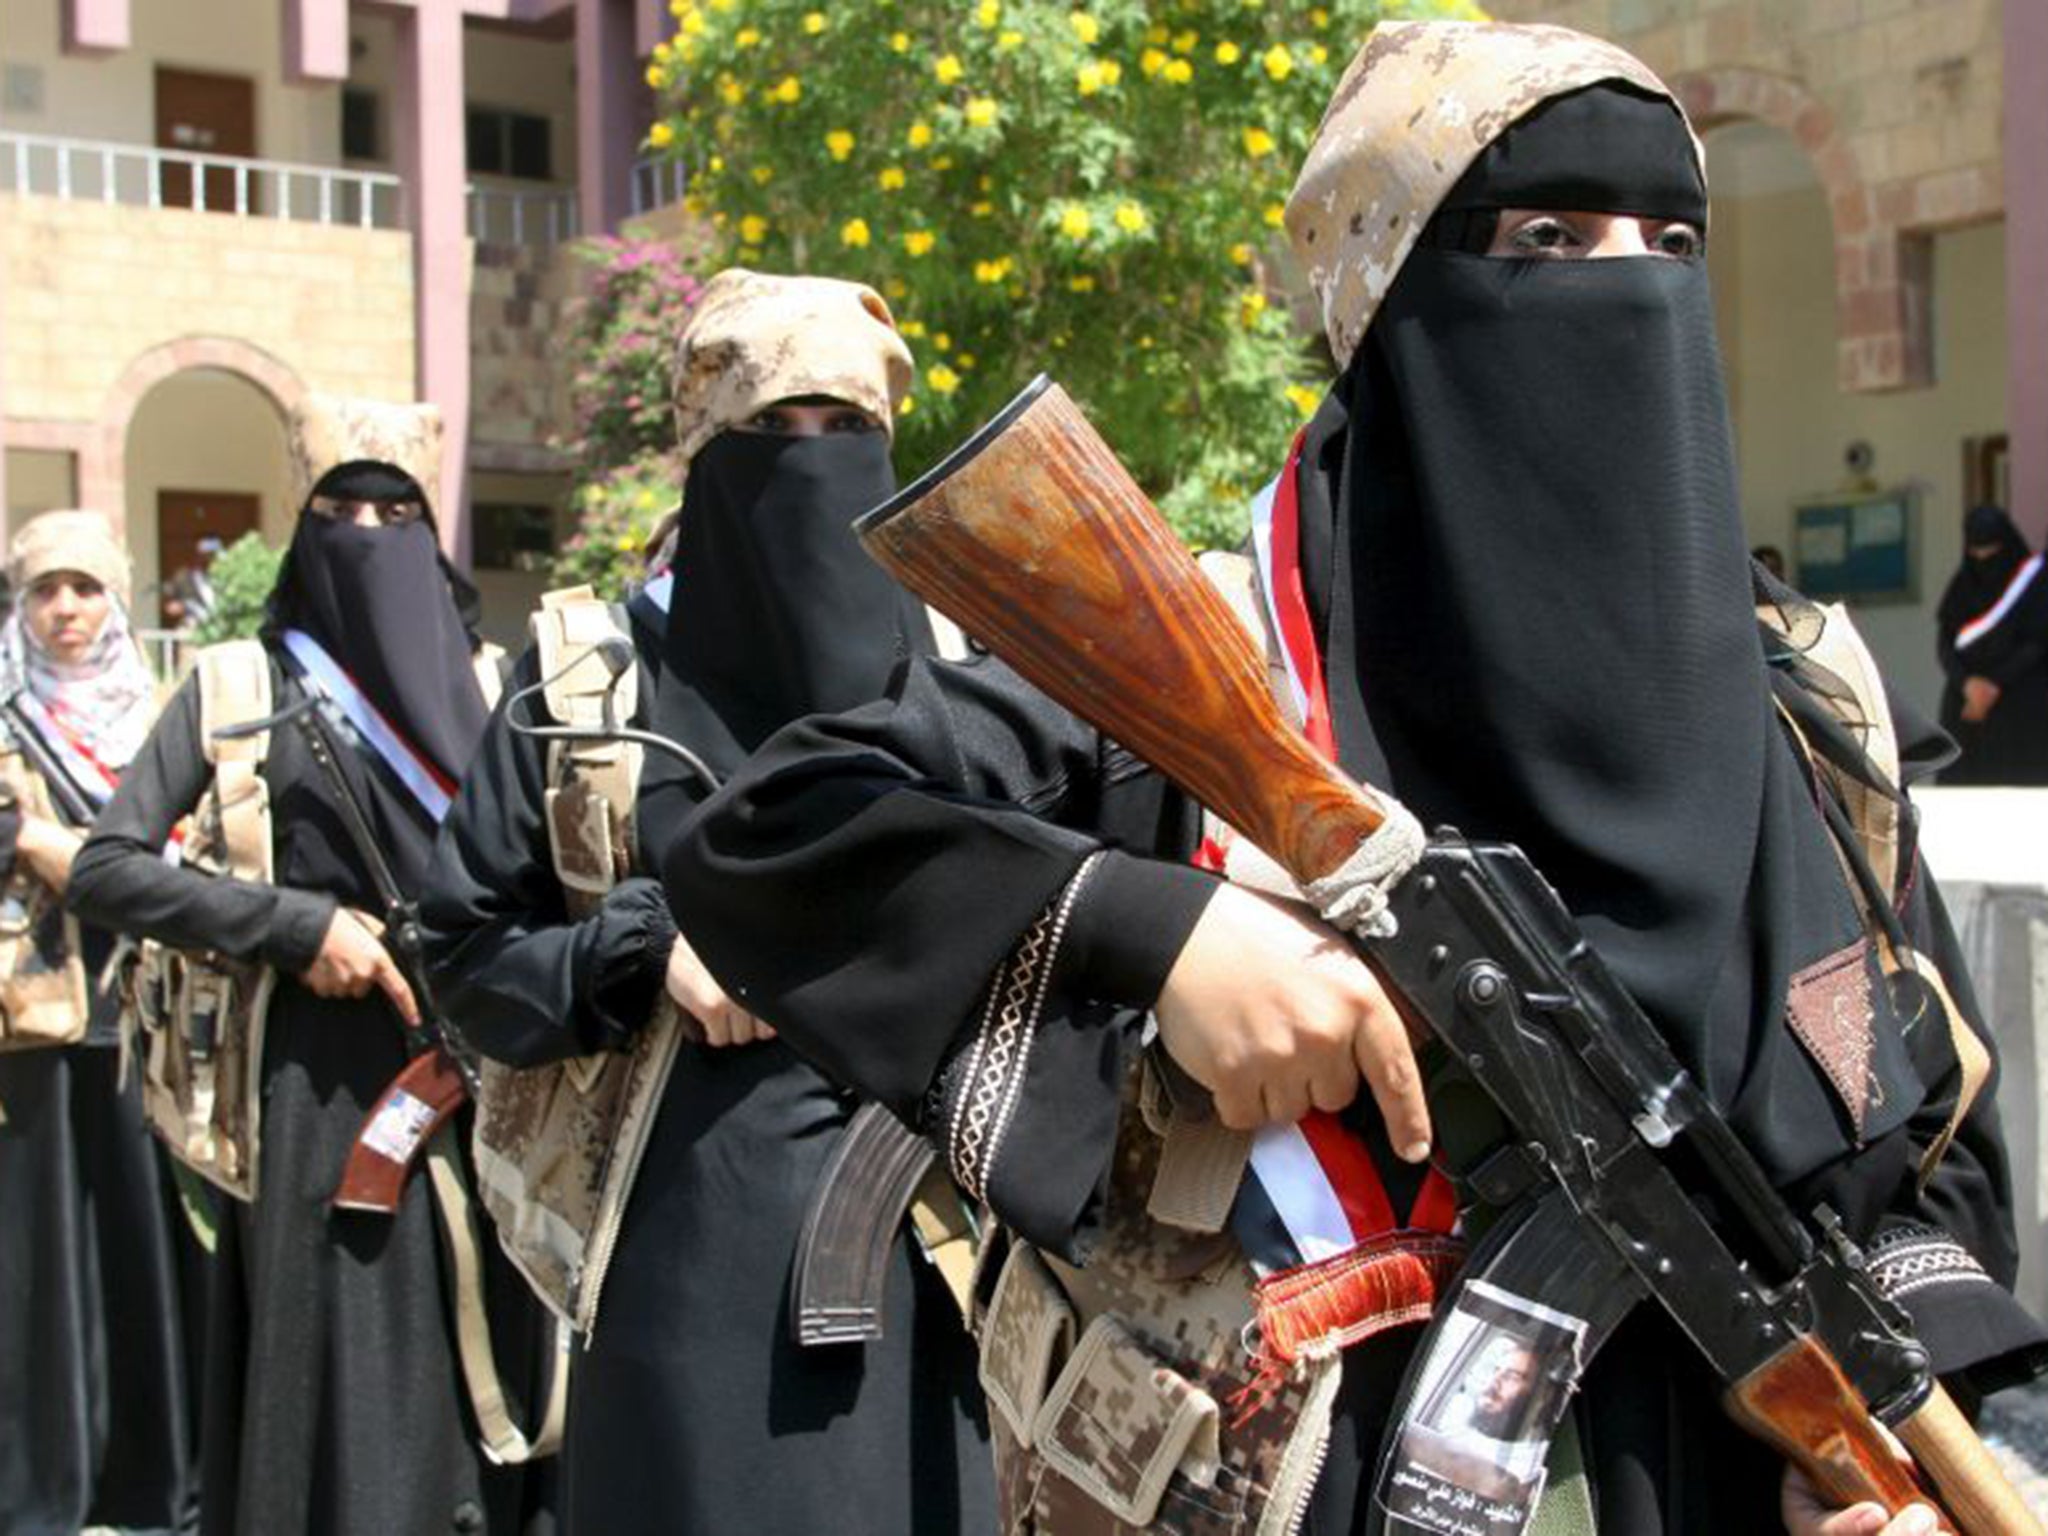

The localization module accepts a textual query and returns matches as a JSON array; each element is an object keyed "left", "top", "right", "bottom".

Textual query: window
[
  {"left": 341, "top": 88, "right": 380, "bottom": 161},
  {"left": 466, "top": 107, "right": 553, "bottom": 181},
  {"left": 473, "top": 503, "right": 558, "bottom": 572}
]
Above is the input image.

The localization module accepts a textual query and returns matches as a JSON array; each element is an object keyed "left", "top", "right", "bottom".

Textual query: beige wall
[
  {"left": 1, "top": 194, "right": 414, "bottom": 423},
  {"left": 123, "top": 369, "right": 294, "bottom": 620},
  {"left": 464, "top": 27, "right": 580, "bottom": 194},
  {"left": 4, "top": 447, "right": 76, "bottom": 520},
  {"left": 1712, "top": 170, "right": 2006, "bottom": 718},
  {"left": 0, "top": 0, "right": 341, "bottom": 165},
  {"left": 471, "top": 241, "right": 580, "bottom": 456}
]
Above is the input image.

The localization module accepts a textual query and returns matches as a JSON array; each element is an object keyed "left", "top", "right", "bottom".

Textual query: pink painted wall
[
  {"left": 61, "top": 0, "right": 129, "bottom": 54},
  {"left": 390, "top": 0, "right": 474, "bottom": 561},
  {"left": 284, "top": 0, "right": 351, "bottom": 83},
  {"left": 2007, "top": 0, "right": 2048, "bottom": 546},
  {"left": 576, "top": 0, "right": 641, "bottom": 237}
]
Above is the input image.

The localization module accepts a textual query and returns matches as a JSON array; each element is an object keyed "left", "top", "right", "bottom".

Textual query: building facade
[{"left": 1, "top": 0, "right": 683, "bottom": 638}]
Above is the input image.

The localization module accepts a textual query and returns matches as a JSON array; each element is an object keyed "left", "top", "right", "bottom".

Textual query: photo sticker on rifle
[{"left": 1377, "top": 1281, "right": 1588, "bottom": 1536}]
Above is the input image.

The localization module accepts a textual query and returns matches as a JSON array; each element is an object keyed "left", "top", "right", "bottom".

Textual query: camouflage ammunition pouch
[
  {"left": 0, "top": 744, "right": 91, "bottom": 1052},
  {"left": 976, "top": 1071, "right": 1344, "bottom": 1536},
  {"left": 470, "top": 586, "right": 683, "bottom": 1333},
  {"left": 123, "top": 639, "right": 277, "bottom": 1201}
]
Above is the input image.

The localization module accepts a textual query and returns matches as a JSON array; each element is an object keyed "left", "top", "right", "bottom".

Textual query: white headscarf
[{"left": 1, "top": 576, "right": 155, "bottom": 778}]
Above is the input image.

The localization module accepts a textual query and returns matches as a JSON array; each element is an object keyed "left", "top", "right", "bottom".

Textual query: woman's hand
[
  {"left": 1780, "top": 1466, "right": 1940, "bottom": 1536},
  {"left": 1154, "top": 881, "right": 1431, "bottom": 1155},
  {"left": 1960, "top": 676, "right": 2001, "bottom": 723},
  {"left": 14, "top": 814, "right": 83, "bottom": 895},
  {"left": 666, "top": 931, "right": 776, "bottom": 1047},
  {"left": 299, "top": 907, "right": 420, "bottom": 1027}
]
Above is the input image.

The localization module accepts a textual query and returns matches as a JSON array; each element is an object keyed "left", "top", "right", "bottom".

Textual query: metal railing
[
  {"left": 630, "top": 155, "right": 690, "bottom": 215},
  {"left": 467, "top": 182, "right": 579, "bottom": 246},
  {"left": 0, "top": 130, "right": 404, "bottom": 228}
]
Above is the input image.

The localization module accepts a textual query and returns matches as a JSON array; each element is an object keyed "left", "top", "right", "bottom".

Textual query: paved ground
[{"left": 1984, "top": 1376, "right": 2048, "bottom": 1517}]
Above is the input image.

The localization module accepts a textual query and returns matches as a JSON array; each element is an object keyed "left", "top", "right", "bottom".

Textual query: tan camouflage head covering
[
  {"left": 8, "top": 510, "right": 132, "bottom": 607},
  {"left": 287, "top": 394, "right": 445, "bottom": 510},
  {"left": 673, "top": 269, "right": 915, "bottom": 470},
  {"left": 1287, "top": 20, "right": 1694, "bottom": 370}
]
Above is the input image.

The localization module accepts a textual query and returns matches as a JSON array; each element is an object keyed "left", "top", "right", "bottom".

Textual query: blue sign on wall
[{"left": 1793, "top": 490, "right": 1917, "bottom": 603}]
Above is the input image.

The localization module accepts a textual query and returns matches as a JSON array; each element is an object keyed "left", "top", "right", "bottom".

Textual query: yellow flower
[
  {"left": 878, "top": 165, "right": 907, "bottom": 191},
  {"left": 927, "top": 364, "right": 962, "bottom": 394},
  {"left": 1140, "top": 48, "right": 1168, "bottom": 76},
  {"left": 1262, "top": 44, "right": 1293, "bottom": 81},
  {"left": 1069, "top": 11, "right": 1099, "bottom": 44},
  {"left": 898, "top": 394, "right": 916, "bottom": 416},
  {"left": 1077, "top": 62, "right": 1106, "bottom": 95},
  {"left": 1058, "top": 203, "right": 1092, "bottom": 239},
  {"left": 998, "top": 30, "right": 1023, "bottom": 48},
  {"left": 708, "top": 154, "right": 723, "bottom": 172},
  {"left": 934, "top": 54, "right": 964, "bottom": 85},
  {"left": 932, "top": 155, "right": 954, "bottom": 170},
  {"left": 709, "top": 0, "right": 732, "bottom": 11},
  {"left": 1162, "top": 58, "right": 1193, "bottom": 84},
  {"left": 825, "top": 129, "right": 856, "bottom": 162},
  {"left": 750, "top": 165, "right": 774, "bottom": 184},
  {"left": 1229, "top": 242, "right": 1253, "bottom": 265},
  {"left": 1171, "top": 29, "right": 1198, "bottom": 53},
  {"left": 1239, "top": 288, "right": 1268, "bottom": 325},
  {"left": 803, "top": 11, "right": 826, "bottom": 33},
  {"left": 841, "top": 217, "right": 871, "bottom": 248},
  {"left": 717, "top": 76, "right": 745, "bottom": 105},
  {"left": 1310, "top": 7, "right": 1329, "bottom": 27},
  {"left": 964, "top": 97, "right": 998, "bottom": 128},
  {"left": 652, "top": 39, "right": 672, "bottom": 62},
  {"left": 934, "top": 332, "right": 952, "bottom": 350},
  {"left": 645, "top": 63, "right": 670, "bottom": 89},
  {"left": 680, "top": 9, "right": 707, "bottom": 35},
  {"left": 1263, "top": 202, "right": 1285, "bottom": 227},
  {"left": 889, "top": 31, "right": 909, "bottom": 51},
  {"left": 770, "top": 75, "right": 801, "bottom": 104},
  {"left": 976, "top": 0, "right": 1000, "bottom": 25},
  {"left": 739, "top": 213, "right": 769, "bottom": 244},
  {"left": 903, "top": 229, "right": 936, "bottom": 256},
  {"left": 884, "top": 278, "right": 907, "bottom": 297},
  {"left": 972, "top": 258, "right": 1012, "bottom": 284},
  {"left": 1114, "top": 200, "right": 1147, "bottom": 233},
  {"left": 957, "top": 353, "right": 976, "bottom": 369},
  {"left": 1214, "top": 40, "right": 1241, "bottom": 64},
  {"left": 1243, "top": 126, "right": 1276, "bottom": 158},
  {"left": 1138, "top": 335, "right": 1154, "bottom": 349},
  {"left": 668, "top": 0, "right": 689, "bottom": 15},
  {"left": 907, "top": 121, "right": 934, "bottom": 150},
  {"left": 1309, "top": 44, "right": 1329, "bottom": 65},
  {"left": 646, "top": 121, "right": 675, "bottom": 149},
  {"left": 1285, "top": 384, "right": 1322, "bottom": 418},
  {"left": 970, "top": 200, "right": 993, "bottom": 217},
  {"left": 1068, "top": 274, "right": 1096, "bottom": 293},
  {"left": 735, "top": 25, "right": 760, "bottom": 46},
  {"left": 1099, "top": 59, "right": 1122, "bottom": 86},
  {"left": 899, "top": 320, "right": 927, "bottom": 338}
]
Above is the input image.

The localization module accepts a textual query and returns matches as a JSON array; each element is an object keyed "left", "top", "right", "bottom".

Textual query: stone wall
[
  {"left": 469, "top": 240, "right": 580, "bottom": 472},
  {"left": 1485, "top": 0, "right": 2003, "bottom": 392}
]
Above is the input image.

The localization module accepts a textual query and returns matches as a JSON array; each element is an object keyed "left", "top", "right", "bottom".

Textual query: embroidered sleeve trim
[
  {"left": 1865, "top": 1225, "right": 1995, "bottom": 1303},
  {"left": 946, "top": 852, "right": 1106, "bottom": 1203}
]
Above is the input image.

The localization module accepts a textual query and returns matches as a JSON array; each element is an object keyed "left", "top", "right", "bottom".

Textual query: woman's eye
[
  {"left": 1654, "top": 223, "right": 1704, "bottom": 259},
  {"left": 1506, "top": 217, "right": 1578, "bottom": 255},
  {"left": 747, "top": 409, "right": 788, "bottom": 432},
  {"left": 827, "top": 411, "right": 875, "bottom": 434}
]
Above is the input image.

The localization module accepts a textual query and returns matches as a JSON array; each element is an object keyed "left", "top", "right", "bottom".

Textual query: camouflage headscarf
[
  {"left": 672, "top": 269, "right": 915, "bottom": 471},
  {"left": 1285, "top": 20, "right": 1696, "bottom": 368}
]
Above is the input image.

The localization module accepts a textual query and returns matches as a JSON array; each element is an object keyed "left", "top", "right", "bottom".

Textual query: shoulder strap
[
  {"left": 530, "top": 587, "right": 642, "bottom": 894},
  {"left": 194, "top": 641, "right": 275, "bottom": 885},
  {"left": 473, "top": 642, "right": 508, "bottom": 711}
]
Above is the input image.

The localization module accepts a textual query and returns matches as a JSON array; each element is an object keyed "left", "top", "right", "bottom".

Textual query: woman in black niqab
[{"left": 1935, "top": 504, "right": 2048, "bottom": 784}]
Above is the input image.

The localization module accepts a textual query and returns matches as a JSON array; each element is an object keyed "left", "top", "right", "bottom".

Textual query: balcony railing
[
  {"left": 467, "top": 183, "right": 579, "bottom": 246},
  {"left": 630, "top": 155, "right": 691, "bottom": 215},
  {"left": 0, "top": 131, "right": 404, "bottom": 228}
]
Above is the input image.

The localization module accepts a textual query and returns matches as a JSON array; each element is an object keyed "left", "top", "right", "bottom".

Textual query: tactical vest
[
  {"left": 122, "top": 640, "right": 278, "bottom": 1200},
  {"left": 468, "top": 586, "right": 685, "bottom": 1335},
  {"left": 0, "top": 724, "right": 93, "bottom": 1053},
  {"left": 967, "top": 555, "right": 1992, "bottom": 1536}
]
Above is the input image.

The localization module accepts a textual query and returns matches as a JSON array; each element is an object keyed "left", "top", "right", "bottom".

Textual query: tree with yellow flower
[{"left": 650, "top": 0, "right": 1481, "bottom": 545}]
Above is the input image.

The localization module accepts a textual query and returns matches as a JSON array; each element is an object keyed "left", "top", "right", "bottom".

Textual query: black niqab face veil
[
  {"left": 1310, "top": 85, "right": 1920, "bottom": 1187},
  {"left": 266, "top": 475, "right": 488, "bottom": 788},
  {"left": 653, "top": 429, "right": 934, "bottom": 782}
]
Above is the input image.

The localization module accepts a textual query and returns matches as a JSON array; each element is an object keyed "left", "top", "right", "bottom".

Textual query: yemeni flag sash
[
  {"left": 280, "top": 629, "right": 458, "bottom": 824},
  {"left": 7, "top": 690, "right": 121, "bottom": 810},
  {"left": 1956, "top": 552, "right": 2044, "bottom": 652}
]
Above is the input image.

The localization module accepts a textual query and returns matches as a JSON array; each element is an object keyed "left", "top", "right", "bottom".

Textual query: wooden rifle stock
[{"left": 856, "top": 376, "right": 2040, "bottom": 1535}]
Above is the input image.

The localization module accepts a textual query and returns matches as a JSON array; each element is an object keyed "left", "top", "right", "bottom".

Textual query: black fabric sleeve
[
  {"left": 419, "top": 648, "right": 675, "bottom": 1069},
  {"left": 1871, "top": 858, "right": 2048, "bottom": 1396},
  {"left": 661, "top": 654, "right": 1217, "bottom": 1259},
  {"left": 67, "top": 671, "right": 334, "bottom": 973},
  {"left": 0, "top": 803, "right": 20, "bottom": 879}
]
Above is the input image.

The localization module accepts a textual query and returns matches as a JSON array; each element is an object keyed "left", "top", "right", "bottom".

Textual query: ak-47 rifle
[
  {"left": 1, "top": 695, "right": 105, "bottom": 829},
  {"left": 853, "top": 376, "right": 2041, "bottom": 1536}
]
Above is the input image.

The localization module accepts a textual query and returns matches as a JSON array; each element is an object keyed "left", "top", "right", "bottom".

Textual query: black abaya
[{"left": 1936, "top": 508, "right": 2048, "bottom": 785}]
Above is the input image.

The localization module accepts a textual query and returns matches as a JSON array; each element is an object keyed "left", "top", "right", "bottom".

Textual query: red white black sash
[
  {"left": 1955, "top": 553, "right": 2044, "bottom": 652},
  {"left": 7, "top": 690, "right": 121, "bottom": 810},
  {"left": 280, "top": 629, "right": 458, "bottom": 823}
]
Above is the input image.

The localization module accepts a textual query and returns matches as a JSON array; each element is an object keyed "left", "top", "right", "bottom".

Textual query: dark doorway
[
  {"left": 157, "top": 489, "right": 260, "bottom": 607},
  {"left": 154, "top": 67, "right": 257, "bottom": 212}
]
